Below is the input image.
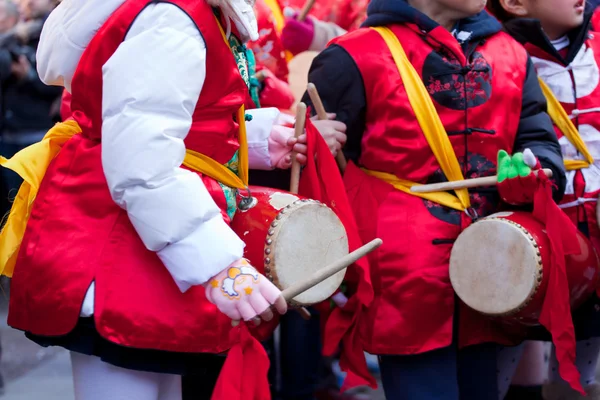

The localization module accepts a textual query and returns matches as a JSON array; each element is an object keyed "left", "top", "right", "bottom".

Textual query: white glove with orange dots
[{"left": 205, "top": 258, "right": 287, "bottom": 325}]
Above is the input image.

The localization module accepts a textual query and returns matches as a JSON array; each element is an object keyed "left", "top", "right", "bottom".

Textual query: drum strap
[
  {"left": 538, "top": 78, "right": 594, "bottom": 171},
  {"left": 363, "top": 27, "right": 470, "bottom": 212},
  {"left": 0, "top": 18, "right": 250, "bottom": 278}
]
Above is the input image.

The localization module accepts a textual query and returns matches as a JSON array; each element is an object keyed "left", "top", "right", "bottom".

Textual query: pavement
[
  {"left": 0, "top": 278, "right": 384, "bottom": 400},
  {"left": 3, "top": 351, "right": 74, "bottom": 400}
]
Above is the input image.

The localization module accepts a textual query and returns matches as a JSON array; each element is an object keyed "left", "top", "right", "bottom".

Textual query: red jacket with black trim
[{"left": 303, "top": 0, "right": 566, "bottom": 355}]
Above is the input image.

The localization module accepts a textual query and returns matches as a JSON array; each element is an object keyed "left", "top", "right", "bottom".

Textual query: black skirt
[{"left": 26, "top": 317, "right": 226, "bottom": 376}]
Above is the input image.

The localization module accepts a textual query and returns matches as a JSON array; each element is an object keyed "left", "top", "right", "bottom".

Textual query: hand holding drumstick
[
  {"left": 307, "top": 83, "right": 348, "bottom": 172},
  {"left": 289, "top": 99, "right": 347, "bottom": 192},
  {"left": 411, "top": 149, "right": 552, "bottom": 203},
  {"left": 231, "top": 239, "right": 383, "bottom": 327}
]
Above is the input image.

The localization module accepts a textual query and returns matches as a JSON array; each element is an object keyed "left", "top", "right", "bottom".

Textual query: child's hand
[
  {"left": 281, "top": 13, "right": 315, "bottom": 55},
  {"left": 205, "top": 259, "right": 287, "bottom": 326},
  {"left": 497, "top": 148, "right": 540, "bottom": 205},
  {"left": 267, "top": 126, "right": 304, "bottom": 169},
  {"left": 290, "top": 114, "right": 347, "bottom": 164},
  {"left": 267, "top": 114, "right": 346, "bottom": 168},
  {"left": 311, "top": 113, "right": 347, "bottom": 156}
]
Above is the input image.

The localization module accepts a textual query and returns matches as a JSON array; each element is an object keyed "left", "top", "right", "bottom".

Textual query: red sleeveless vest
[
  {"left": 8, "top": 0, "right": 252, "bottom": 353},
  {"left": 334, "top": 24, "right": 529, "bottom": 355}
]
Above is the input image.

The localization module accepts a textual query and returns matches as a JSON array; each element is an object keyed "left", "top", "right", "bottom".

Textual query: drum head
[
  {"left": 270, "top": 201, "right": 348, "bottom": 305},
  {"left": 450, "top": 217, "right": 541, "bottom": 316}
]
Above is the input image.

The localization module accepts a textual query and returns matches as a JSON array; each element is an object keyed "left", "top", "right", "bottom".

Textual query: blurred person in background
[
  {"left": 0, "top": 4, "right": 15, "bottom": 396},
  {"left": 279, "top": 0, "right": 368, "bottom": 56},
  {"left": 0, "top": 0, "right": 62, "bottom": 196}
]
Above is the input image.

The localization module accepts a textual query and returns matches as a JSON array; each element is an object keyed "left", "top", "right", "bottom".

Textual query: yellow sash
[
  {"left": 0, "top": 18, "right": 250, "bottom": 277},
  {"left": 262, "top": 0, "right": 293, "bottom": 62},
  {"left": 538, "top": 78, "right": 594, "bottom": 171},
  {"left": 367, "top": 27, "right": 470, "bottom": 212}
]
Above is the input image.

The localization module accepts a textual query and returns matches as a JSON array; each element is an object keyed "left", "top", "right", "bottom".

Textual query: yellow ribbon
[
  {"left": 0, "top": 18, "right": 250, "bottom": 277},
  {"left": 368, "top": 27, "right": 470, "bottom": 212},
  {"left": 261, "top": 0, "right": 293, "bottom": 62},
  {"left": 0, "top": 120, "right": 81, "bottom": 277},
  {"left": 538, "top": 78, "right": 594, "bottom": 171}
]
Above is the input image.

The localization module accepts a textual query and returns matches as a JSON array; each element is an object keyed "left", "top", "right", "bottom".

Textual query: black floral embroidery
[
  {"left": 422, "top": 51, "right": 493, "bottom": 110},
  {"left": 424, "top": 153, "right": 498, "bottom": 225}
]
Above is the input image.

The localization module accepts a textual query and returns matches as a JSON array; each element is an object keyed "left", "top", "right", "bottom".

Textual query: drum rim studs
[{"left": 260, "top": 197, "right": 333, "bottom": 309}]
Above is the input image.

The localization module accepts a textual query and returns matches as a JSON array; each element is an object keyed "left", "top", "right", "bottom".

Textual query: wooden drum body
[
  {"left": 230, "top": 186, "right": 349, "bottom": 306},
  {"left": 450, "top": 211, "right": 600, "bottom": 325}
]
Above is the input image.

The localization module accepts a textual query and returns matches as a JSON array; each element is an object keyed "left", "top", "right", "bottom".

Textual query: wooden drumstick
[
  {"left": 281, "top": 238, "right": 382, "bottom": 302},
  {"left": 307, "top": 83, "right": 348, "bottom": 173},
  {"left": 232, "top": 239, "right": 382, "bottom": 327},
  {"left": 296, "top": 307, "right": 312, "bottom": 320},
  {"left": 298, "top": 0, "right": 316, "bottom": 21},
  {"left": 287, "top": 103, "right": 312, "bottom": 318},
  {"left": 290, "top": 102, "right": 307, "bottom": 194},
  {"left": 410, "top": 169, "right": 553, "bottom": 194}
]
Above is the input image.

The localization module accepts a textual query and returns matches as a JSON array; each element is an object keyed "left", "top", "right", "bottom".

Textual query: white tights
[
  {"left": 496, "top": 343, "right": 526, "bottom": 400},
  {"left": 548, "top": 338, "right": 600, "bottom": 387},
  {"left": 70, "top": 352, "right": 182, "bottom": 400}
]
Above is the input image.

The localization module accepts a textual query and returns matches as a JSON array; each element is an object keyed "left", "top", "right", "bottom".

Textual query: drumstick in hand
[
  {"left": 298, "top": 0, "right": 316, "bottom": 21},
  {"left": 288, "top": 104, "right": 313, "bottom": 319},
  {"left": 307, "top": 83, "right": 348, "bottom": 173},
  {"left": 281, "top": 238, "right": 382, "bottom": 302},
  {"left": 410, "top": 169, "right": 553, "bottom": 194},
  {"left": 232, "top": 238, "right": 383, "bottom": 327},
  {"left": 290, "top": 102, "right": 307, "bottom": 195}
]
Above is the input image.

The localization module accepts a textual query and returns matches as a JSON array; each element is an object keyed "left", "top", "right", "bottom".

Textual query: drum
[
  {"left": 231, "top": 186, "right": 349, "bottom": 306},
  {"left": 288, "top": 51, "right": 319, "bottom": 106},
  {"left": 450, "top": 211, "right": 600, "bottom": 326}
]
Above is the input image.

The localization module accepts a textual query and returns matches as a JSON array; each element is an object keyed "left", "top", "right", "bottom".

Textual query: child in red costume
[
  {"left": 0, "top": 0, "right": 349, "bottom": 399},
  {"left": 303, "top": 0, "right": 568, "bottom": 398},
  {"left": 488, "top": 1, "right": 600, "bottom": 399},
  {"left": 247, "top": 0, "right": 295, "bottom": 110}
]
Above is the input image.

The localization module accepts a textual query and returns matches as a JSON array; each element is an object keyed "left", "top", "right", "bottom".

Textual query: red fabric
[
  {"left": 8, "top": 0, "right": 259, "bottom": 353},
  {"left": 279, "top": 0, "right": 368, "bottom": 31},
  {"left": 257, "top": 68, "right": 295, "bottom": 110},
  {"left": 533, "top": 169, "right": 583, "bottom": 394},
  {"left": 594, "top": 7, "right": 600, "bottom": 31},
  {"left": 298, "top": 115, "right": 376, "bottom": 390},
  {"left": 60, "top": 89, "right": 73, "bottom": 121},
  {"left": 249, "top": 0, "right": 289, "bottom": 81},
  {"left": 497, "top": 170, "right": 537, "bottom": 205},
  {"left": 334, "top": 25, "right": 529, "bottom": 355},
  {"left": 211, "top": 325, "right": 272, "bottom": 400}
]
